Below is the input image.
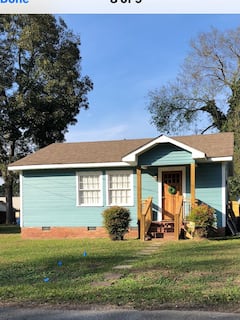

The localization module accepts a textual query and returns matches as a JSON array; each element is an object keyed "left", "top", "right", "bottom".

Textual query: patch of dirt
[{"left": 91, "top": 272, "right": 123, "bottom": 287}]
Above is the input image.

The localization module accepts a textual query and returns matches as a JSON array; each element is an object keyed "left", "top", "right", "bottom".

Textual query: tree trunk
[
  {"left": 5, "top": 175, "right": 14, "bottom": 224},
  {"left": 3, "top": 142, "right": 15, "bottom": 225}
]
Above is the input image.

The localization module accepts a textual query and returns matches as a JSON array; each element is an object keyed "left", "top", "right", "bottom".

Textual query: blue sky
[{"left": 60, "top": 14, "right": 240, "bottom": 142}]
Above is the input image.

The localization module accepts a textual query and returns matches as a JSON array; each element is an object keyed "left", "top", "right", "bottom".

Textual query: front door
[{"left": 162, "top": 171, "right": 182, "bottom": 220}]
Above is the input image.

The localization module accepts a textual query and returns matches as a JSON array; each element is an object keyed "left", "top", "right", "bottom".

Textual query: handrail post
[
  {"left": 141, "top": 214, "right": 145, "bottom": 241},
  {"left": 190, "top": 163, "right": 196, "bottom": 208},
  {"left": 140, "top": 197, "right": 153, "bottom": 241},
  {"left": 137, "top": 167, "right": 142, "bottom": 239},
  {"left": 174, "top": 195, "right": 183, "bottom": 241},
  {"left": 174, "top": 213, "right": 179, "bottom": 240}
]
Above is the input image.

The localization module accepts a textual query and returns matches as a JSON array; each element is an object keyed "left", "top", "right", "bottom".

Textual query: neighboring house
[
  {"left": 8, "top": 132, "right": 233, "bottom": 240},
  {"left": 0, "top": 197, "right": 20, "bottom": 212},
  {"left": 0, "top": 201, "right": 7, "bottom": 224},
  {"left": 0, "top": 199, "right": 19, "bottom": 224}
]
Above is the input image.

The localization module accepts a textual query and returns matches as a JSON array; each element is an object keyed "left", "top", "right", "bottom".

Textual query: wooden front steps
[{"left": 147, "top": 221, "right": 175, "bottom": 240}]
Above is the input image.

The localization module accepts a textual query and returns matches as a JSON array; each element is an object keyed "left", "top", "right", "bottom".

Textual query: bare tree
[{"left": 147, "top": 27, "right": 240, "bottom": 197}]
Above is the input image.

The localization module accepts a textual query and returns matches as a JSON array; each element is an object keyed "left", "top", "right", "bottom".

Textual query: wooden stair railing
[
  {"left": 140, "top": 197, "right": 153, "bottom": 241},
  {"left": 140, "top": 196, "right": 191, "bottom": 241},
  {"left": 174, "top": 195, "right": 183, "bottom": 240},
  {"left": 227, "top": 201, "right": 239, "bottom": 236}
]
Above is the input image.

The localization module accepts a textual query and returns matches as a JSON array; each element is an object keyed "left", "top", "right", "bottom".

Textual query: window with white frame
[
  {"left": 77, "top": 172, "right": 102, "bottom": 206},
  {"left": 107, "top": 171, "right": 133, "bottom": 206}
]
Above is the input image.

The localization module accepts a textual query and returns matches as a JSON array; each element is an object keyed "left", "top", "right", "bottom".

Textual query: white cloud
[
  {"left": 65, "top": 118, "right": 159, "bottom": 142},
  {"left": 65, "top": 124, "right": 130, "bottom": 142}
]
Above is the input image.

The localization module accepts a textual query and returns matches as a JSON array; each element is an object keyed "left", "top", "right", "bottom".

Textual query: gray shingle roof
[
  {"left": 9, "top": 132, "right": 233, "bottom": 168},
  {"left": 173, "top": 132, "right": 234, "bottom": 158}
]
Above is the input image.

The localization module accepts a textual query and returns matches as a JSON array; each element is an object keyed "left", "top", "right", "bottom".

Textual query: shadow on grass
[
  {"left": 0, "top": 225, "right": 21, "bottom": 234},
  {"left": 209, "top": 235, "right": 240, "bottom": 241}
]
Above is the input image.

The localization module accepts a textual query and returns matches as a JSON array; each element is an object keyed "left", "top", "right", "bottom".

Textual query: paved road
[{"left": 1, "top": 308, "right": 240, "bottom": 320}]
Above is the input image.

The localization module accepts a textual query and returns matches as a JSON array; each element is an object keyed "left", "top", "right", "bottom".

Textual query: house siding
[
  {"left": 22, "top": 169, "right": 139, "bottom": 228},
  {"left": 195, "top": 163, "right": 223, "bottom": 227},
  {"left": 138, "top": 143, "right": 193, "bottom": 166},
  {"left": 141, "top": 171, "right": 159, "bottom": 220},
  {"left": 22, "top": 162, "right": 226, "bottom": 230}
]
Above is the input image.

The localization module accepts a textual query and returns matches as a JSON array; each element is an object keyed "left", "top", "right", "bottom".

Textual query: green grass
[{"left": 1, "top": 235, "right": 240, "bottom": 311}]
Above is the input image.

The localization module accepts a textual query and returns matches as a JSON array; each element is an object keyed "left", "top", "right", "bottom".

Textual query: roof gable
[
  {"left": 138, "top": 143, "right": 194, "bottom": 166},
  {"left": 122, "top": 135, "right": 206, "bottom": 164}
]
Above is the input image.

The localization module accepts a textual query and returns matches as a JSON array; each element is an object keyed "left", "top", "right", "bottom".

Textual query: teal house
[{"left": 9, "top": 132, "right": 234, "bottom": 240}]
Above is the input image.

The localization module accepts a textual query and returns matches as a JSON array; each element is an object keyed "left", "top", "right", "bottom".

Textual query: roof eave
[
  {"left": 8, "top": 161, "right": 133, "bottom": 172},
  {"left": 197, "top": 156, "right": 233, "bottom": 163}
]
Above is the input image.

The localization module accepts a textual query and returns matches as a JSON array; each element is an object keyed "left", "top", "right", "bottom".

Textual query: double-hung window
[
  {"left": 77, "top": 172, "right": 102, "bottom": 206},
  {"left": 107, "top": 170, "right": 133, "bottom": 206}
]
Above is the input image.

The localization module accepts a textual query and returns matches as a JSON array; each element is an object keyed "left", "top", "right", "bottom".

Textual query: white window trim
[
  {"left": 76, "top": 171, "right": 103, "bottom": 207},
  {"left": 106, "top": 170, "right": 134, "bottom": 207}
]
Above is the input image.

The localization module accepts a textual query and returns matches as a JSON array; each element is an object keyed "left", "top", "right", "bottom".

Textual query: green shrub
[
  {"left": 102, "top": 206, "right": 131, "bottom": 240},
  {"left": 188, "top": 203, "right": 216, "bottom": 237}
]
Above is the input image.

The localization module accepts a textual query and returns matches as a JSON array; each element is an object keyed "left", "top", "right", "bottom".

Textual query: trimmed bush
[
  {"left": 102, "top": 206, "right": 131, "bottom": 240},
  {"left": 188, "top": 203, "right": 216, "bottom": 237}
]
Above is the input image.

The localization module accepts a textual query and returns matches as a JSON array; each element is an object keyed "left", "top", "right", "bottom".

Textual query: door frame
[{"left": 158, "top": 166, "right": 186, "bottom": 221}]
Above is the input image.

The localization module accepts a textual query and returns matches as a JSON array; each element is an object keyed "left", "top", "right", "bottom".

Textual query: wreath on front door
[{"left": 168, "top": 186, "right": 177, "bottom": 195}]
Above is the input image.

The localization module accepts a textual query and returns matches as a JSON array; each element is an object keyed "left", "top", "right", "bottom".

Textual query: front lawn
[{"left": 1, "top": 235, "right": 240, "bottom": 311}]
